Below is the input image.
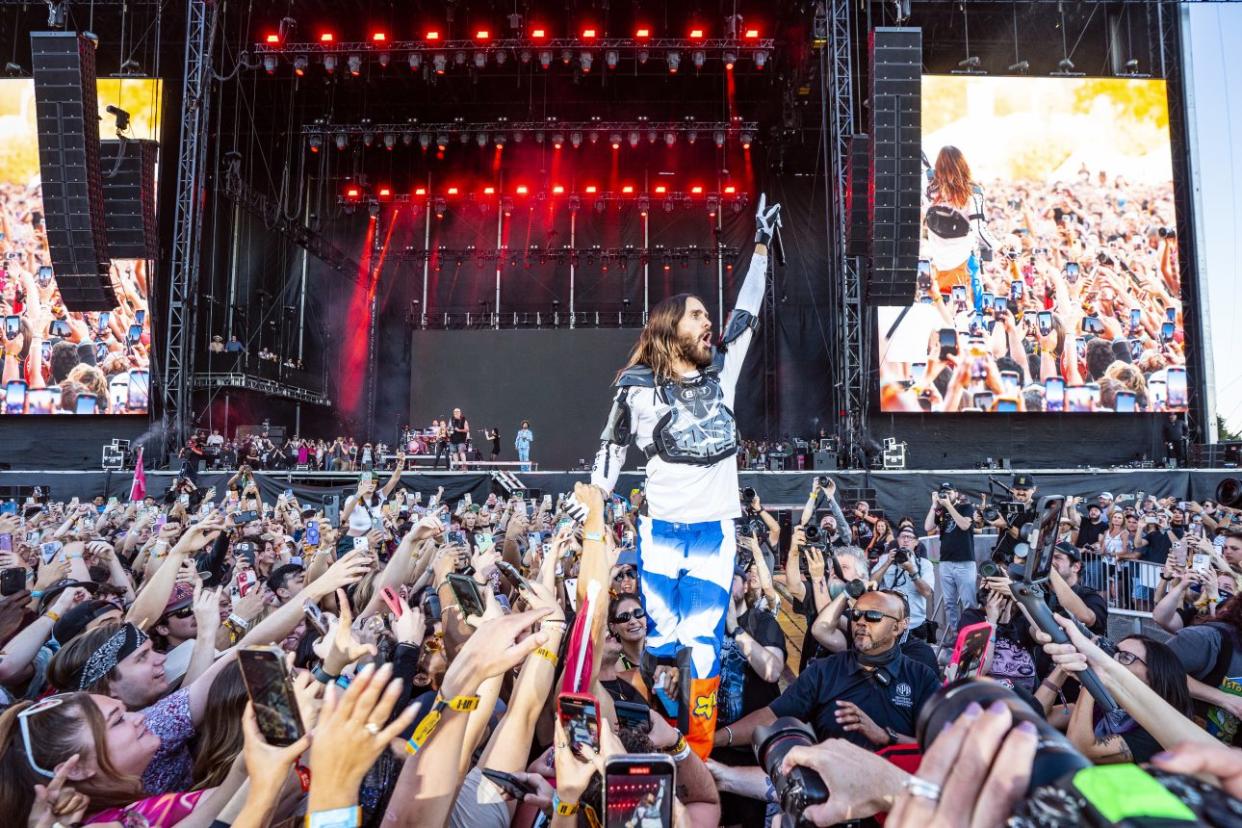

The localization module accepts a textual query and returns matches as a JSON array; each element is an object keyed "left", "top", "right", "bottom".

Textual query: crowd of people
[
  {"left": 0, "top": 468, "right": 1238, "bottom": 827},
  {"left": 0, "top": 183, "right": 152, "bottom": 416},
  {"left": 882, "top": 151, "right": 1189, "bottom": 414}
]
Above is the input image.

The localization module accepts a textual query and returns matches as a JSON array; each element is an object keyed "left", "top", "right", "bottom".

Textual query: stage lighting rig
[
  {"left": 1007, "top": 60, "right": 1029, "bottom": 74},
  {"left": 1052, "top": 57, "right": 1084, "bottom": 78},
  {"left": 105, "top": 104, "right": 130, "bottom": 134},
  {"left": 951, "top": 55, "right": 985, "bottom": 76}
]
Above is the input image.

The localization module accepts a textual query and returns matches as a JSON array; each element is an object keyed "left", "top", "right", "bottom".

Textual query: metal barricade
[{"left": 1078, "top": 550, "right": 1161, "bottom": 617}]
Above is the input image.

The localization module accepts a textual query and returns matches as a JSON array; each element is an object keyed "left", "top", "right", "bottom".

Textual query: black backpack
[{"left": 925, "top": 204, "right": 973, "bottom": 239}]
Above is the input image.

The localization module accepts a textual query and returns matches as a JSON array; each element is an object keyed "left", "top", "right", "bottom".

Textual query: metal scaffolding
[
  {"left": 162, "top": 0, "right": 217, "bottom": 456},
  {"left": 824, "top": 0, "right": 867, "bottom": 464}
]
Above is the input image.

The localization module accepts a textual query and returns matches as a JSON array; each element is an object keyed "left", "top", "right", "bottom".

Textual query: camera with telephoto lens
[
  {"left": 753, "top": 717, "right": 829, "bottom": 828},
  {"left": 845, "top": 578, "right": 868, "bottom": 600},
  {"left": 893, "top": 548, "right": 910, "bottom": 565},
  {"left": 982, "top": 505, "right": 1000, "bottom": 523},
  {"left": 978, "top": 559, "right": 1003, "bottom": 579}
]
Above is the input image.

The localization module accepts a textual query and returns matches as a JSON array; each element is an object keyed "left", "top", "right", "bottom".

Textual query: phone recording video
[
  {"left": 944, "top": 622, "right": 993, "bottom": 683},
  {"left": 237, "top": 646, "right": 305, "bottom": 746},
  {"left": 604, "top": 754, "right": 676, "bottom": 828},
  {"left": 5, "top": 380, "right": 27, "bottom": 414},
  {"left": 1166, "top": 366, "right": 1188, "bottom": 409},
  {"left": 127, "top": 370, "right": 150, "bottom": 411},
  {"left": 557, "top": 693, "right": 601, "bottom": 758},
  {"left": 1114, "top": 389, "right": 1137, "bottom": 413},
  {"left": 447, "top": 572, "right": 485, "bottom": 618},
  {"left": 3, "top": 315, "right": 19, "bottom": 340}
]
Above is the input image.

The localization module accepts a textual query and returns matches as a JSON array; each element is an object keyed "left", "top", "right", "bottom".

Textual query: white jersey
[{"left": 591, "top": 249, "right": 767, "bottom": 524}]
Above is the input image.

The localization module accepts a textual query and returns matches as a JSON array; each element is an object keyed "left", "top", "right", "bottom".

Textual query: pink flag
[{"left": 129, "top": 448, "right": 146, "bottom": 502}]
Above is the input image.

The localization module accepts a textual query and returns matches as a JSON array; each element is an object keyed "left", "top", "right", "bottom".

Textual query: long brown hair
[
  {"left": 932, "top": 146, "right": 974, "bottom": 209},
  {"left": 0, "top": 694, "right": 144, "bottom": 820},
  {"left": 190, "top": 661, "right": 248, "bottom": 789},
  {"left": 619, "top": 293, "right": 695, "bottom": 383}
]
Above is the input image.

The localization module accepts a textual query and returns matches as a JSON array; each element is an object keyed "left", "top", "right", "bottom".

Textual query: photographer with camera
[
  {"left": 724, "top": 589, "right": 940, "bottom": 752},
  {"left": 924, "top": 483, "right": 976, "bottom": 634},
  {"left": 739, "top": 487, "right": 780, "bottom": 571},
  {"left": 873, "top": 527, "right": 937, "bottom": 643},
  {"left": 987, "top": 473, "right": 1039, "bottom": 563}
]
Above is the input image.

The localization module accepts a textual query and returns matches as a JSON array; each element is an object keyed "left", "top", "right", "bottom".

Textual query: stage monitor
[
  {"left": 877, "top": 75, "right": 1186, "bottom": 415},
  {"left": 0, "top": 78, "right": 161, "bottom": 415}
]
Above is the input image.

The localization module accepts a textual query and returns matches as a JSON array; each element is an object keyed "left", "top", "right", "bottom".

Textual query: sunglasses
[
  {"left": 611, "top": 607, "right": 647, "bottom": 624},
  {"left": 1114, "top": 650, "right": 1146, "bottom": 667},
  {"left": 613, "top": 567, "right": 637, "bottom": 582},
  {"left": 848, "top": 608, "right": 903, "bottom": 624},
  {"left": 164, "top": 606, "right": 195, "bottom": 621},
  {"left": 18, "top": 696, "right": 70, "bottom": 778}
]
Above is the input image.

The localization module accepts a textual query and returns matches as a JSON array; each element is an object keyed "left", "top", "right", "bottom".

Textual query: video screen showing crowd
[
  {"left": 0, "top": 80, "right": 160, "bottom": 416},
  {"left": 880, "top": 76, "right": 1189, "bottom": 415}
]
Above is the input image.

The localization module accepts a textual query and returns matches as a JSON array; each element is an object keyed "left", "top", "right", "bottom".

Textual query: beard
[{"left": 677, "top": 328, "right": 713, "bottom": 368}]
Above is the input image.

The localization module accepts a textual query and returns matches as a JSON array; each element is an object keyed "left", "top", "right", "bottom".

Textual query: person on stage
[
  {"left": 483, "top": 427, "right": 501, "bottom": 461},
  {"left": 515, "top": 420, "right": 534, "bottom": 471},
  {"left": 922, "top": 145, "right": 995, "bottom": 308},
  {"left": 449, "top": 408, "right": 470, "bottom": 468},
  {"left": 588, "top": 194, "right": 781, "bottom": 758}
]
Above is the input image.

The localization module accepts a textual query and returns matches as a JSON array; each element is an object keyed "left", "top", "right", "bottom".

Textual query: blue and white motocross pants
[{"left": 635, "top": 515, "right": 736, "bottom": 680}]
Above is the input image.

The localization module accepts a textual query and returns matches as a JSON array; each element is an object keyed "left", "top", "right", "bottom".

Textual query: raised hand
[{"left": 754, "top": 193, "right": 782, "bottom": 246}]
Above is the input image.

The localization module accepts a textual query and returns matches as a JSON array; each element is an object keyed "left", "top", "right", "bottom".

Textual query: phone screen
[
  {"left": 937, "top": 328, "right": 958, "bottom": 359},
  {"left": 75, "top": 393, "right": 97, "bottom": 415},
  {"left": 993, "top": 296, "right": 1007, "bottom": 313},
  {"left": 558, "top": 693, "right": 601, "bottom": 758},
  {"left": 1010, "top": 280, "right": 1024, "bottom": 299},
  {"left": 605, "top": 755, "right": 676, "bottom": 828},
  {"left": 237, "top": 646, "right": 304, "bottom": 746},
  {"left": 1160, "top": 321, "right": 1176, "bottom": 342},
  {"left": 1115, "top": 390, "right": 1137, "bottom": 413},
  {"left": 1066, "top": 385, "right": 1092, "bottom": 413},
  {"left": 447, "top": 573, "right": 485, "bottom": 618},
  {"left": 1129, "top": 308, "right": 1141, "bottom": 329},
  {"left": 910, "top": 362, "right": 926, "bottom": 382},
  {"left": 1065, "top": 262, "right": 1080, "bottom": 281},
  {"left": 994, "top": 398, "right": 1019, "bottom": 412},
  {"left": 97, "top": 312, "right": 110, "bottom": 333},
  {"left": 4, "top": 380, "right": 27, "bottom": 414},
  {"left": 305, "top": 520, "right": 320, "bottom": 547},
  {"left": 26, "top": 388, "right": 52, "bottom": 415},
  {"left": 1000, "top": 371, "right": 1020, "bottom": 394},
  {"left": 135, "top": 309, "right": 146, "bottom": 326},
  {"left": 303, "top": 602, "right": 329, "bottom": 637},
  {"left": 972, "top": 391, "right": 994, "bottom": 411},
  {"left": 1167, "top": 367, "right": 1188, "bottom": 408},
  {"left": 4, "top": 315, "right": 20, "bottom": 339},
  {"left": 1037, "top": 311, "right": 1052, "bottom": 335},
  {"left": 127, "top": 323, "right": 142, "bottom": 344},
  {"left": 951, "top": 284, "right": 966, "bottom": 303},
  {"left": 127, "top": 370, "right": 150, "bottom": 411}
]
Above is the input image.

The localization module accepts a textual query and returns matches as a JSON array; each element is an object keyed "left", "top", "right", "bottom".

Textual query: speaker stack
[
  {"left": 867, "top": 27, "right": 922, "bottom": 306},
  {"left": 30, "top": 32, "right": 117, "bottom": 311},
  {"left": 100, "top": 140, "right": 159, "bottom": 261}
]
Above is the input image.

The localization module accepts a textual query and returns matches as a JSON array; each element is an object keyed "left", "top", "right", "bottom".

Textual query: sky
[{"left": 1185, "top": 4, "right": 1242, "bottom": 437}]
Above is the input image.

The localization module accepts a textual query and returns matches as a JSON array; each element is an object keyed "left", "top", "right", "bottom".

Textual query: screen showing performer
[
  {"left": 878, "top": 75, "right": 1186, "bottom": 414},
  {"left": 0, "top": 78, "right": 161, "bottom": 415}
]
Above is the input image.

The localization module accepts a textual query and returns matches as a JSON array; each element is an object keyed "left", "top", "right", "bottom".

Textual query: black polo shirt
[{"left": 769, "top": 649, "right": 940, "bottom": 749}]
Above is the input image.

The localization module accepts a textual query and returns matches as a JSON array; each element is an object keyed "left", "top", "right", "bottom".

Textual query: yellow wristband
[
  {"left": 43, "top": 610, "right": 60, "bottom": 623},
  {"left": 444, "top": 693, "right": 480, "bottom": 712},
  {"left": 535, "top": 646, "right": 558, "bottom": 665},
  {"left": 554, "top": 796, "right": 579, "bottom": 816}
]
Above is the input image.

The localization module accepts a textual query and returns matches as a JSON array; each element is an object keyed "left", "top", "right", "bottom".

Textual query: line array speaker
[
  {"left": 100, "top": 140, "right": 159, "bottom": 260},
  {"left": 867, "top": 27, "right": 922, "bottom": 306},
  {"left": 30, "top": 31, "right": 116, "bottom": 311},
  {"left": 846, "top": 134, "right": 870, "bottom": 258}
]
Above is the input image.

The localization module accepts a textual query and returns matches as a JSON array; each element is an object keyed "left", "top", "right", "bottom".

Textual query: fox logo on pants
[{"left": 693, "top": 690, "right": 717, "bottom": 720}]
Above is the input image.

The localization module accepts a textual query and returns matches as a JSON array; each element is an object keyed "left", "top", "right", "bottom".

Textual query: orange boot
[{"left": 684, "top": 676, "right": 720, "bottom": 760}]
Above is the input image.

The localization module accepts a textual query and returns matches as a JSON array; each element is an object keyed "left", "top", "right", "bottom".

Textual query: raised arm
[{"left": 590, "top": 388, "right": 634, "bottom": 495}]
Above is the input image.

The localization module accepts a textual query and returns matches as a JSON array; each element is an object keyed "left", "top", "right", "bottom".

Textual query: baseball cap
[
  {"left": 37, "top": 578, "right": 99, "bottom": 615},
  {"left": 1099, "top": 492, "right": 1114, "bottom": 501},
  {"left": 938, "top": 482, "right": 955, "bottom": 492},
  {"left": 53, "top": 599, "right": 121, "bottom": 644},
  {"left": 1054, "top": 541, "right": 1081, "bottom": 563},
  {"left": 158, "top": 582, "right": 195, "bottom": 621},
  {"left": 1012, "top": 474, "right": 1036, "bottom": 489},
  {"left": 615, "top": 549, "right": 639, "bottom": 569}
]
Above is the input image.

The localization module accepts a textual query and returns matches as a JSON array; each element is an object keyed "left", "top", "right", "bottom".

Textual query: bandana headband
[{"left": 78, "top": 623, "right": 147, "bottom": 690}]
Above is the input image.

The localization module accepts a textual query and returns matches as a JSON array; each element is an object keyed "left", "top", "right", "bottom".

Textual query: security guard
[{"left": 722, "top": 590, "right": 940, "bottom": 750}]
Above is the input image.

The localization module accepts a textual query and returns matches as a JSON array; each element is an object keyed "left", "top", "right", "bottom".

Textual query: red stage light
[
  {"left": 635, "top": 27, "right": 650, "bottom": 39},
  {"left": 724, "top": 185, "right": 736, "bottom": 193},
  {"left": 531, "top": 28, "right": 547, "bottom": 39},
  {"left": 691, "top": 185, "right": 703, "bottom": 194},
  {"left": 654, "top": 185, "right": 667, "bottom": 194},
  {"left": 446, "top": 186, "right": 459, "bottom": 195},
  {"left": 265, "top": 34, "right": 280, "bottom": 44},
  {"left": 414, "top": 187, "right": 426, "bottom": 195},
  {"left": 475, "top": 29, "right": 490, "bottom": 40},
  {"left": 690, "top": 28, "right": 704, "bottom": 39},
  {"left": 483, "top": 186, "right": 495, "bottom": 194},
  {"left": 585, "top": 185, "right": 597, "bottom": 193},
  {"left": 621, "top": 185, "right": 634, "bottom": 194},
  {"left": 745, "top": 28, "right": 760, "bottom": 39},
  {"left": 582, "top": 28, "right": 597, "bottom": 39},
  {"left": 319, "top": 33, "right": 334, "bottom": 42},
  {"left": 372, "top": 32, "right": 387, "bottom": 42},
  {"left": 516, "top": 184, "right": 529, "bottom": 194},
  {"left": 425, "top": 30, "right": 440, "bottom": 40},
  {"left": 552, "top": 185, "right": 565, "bottom": 194},
  {"left": 346, "top": 187, "right": 360, "bottom": 198}
]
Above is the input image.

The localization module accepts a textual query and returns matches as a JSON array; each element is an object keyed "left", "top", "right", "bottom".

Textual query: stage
[{"left": 3, "top": 467, "right": 1235, "bottom": 524}]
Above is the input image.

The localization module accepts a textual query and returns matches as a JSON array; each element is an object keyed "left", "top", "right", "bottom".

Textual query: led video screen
[
  {"left": 878, "top": 76, "right": 1185, "bottom": 414},
  {"left": 0, "top": 78, "right": 160, "bottom": 415}
]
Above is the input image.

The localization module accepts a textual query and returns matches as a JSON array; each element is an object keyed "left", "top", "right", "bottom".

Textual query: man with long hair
[{"left": 589, "top": 195, "right": 781, "bottom": 758}]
